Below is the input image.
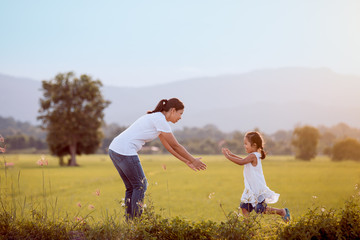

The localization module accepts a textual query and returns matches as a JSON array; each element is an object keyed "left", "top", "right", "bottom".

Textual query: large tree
[
  {"left": 38, "top": 72, "right": 110, "bottom": 166},
  {"left": 291, "top": 125, "right": 320, "bottom": 160},
  {"left": 332, "top": 138, "right": 360, "bottom": 161}
]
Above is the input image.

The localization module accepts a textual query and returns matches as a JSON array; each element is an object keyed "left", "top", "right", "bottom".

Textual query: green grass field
[{"left": 1, "top": 154, "right": 360, "bottom": 223}]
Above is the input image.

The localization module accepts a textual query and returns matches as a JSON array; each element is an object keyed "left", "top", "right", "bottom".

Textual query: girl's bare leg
[
  {"left": 265, "top": 207, "right": 286, "bottom": 217},
  {"left": 241, "top": 208, "right": 250, "bottom": 217}
]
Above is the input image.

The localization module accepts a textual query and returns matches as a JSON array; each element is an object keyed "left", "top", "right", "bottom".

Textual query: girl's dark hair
[
  {"left": 147, "top": 98, "right": 184, "bottom": 114},
  {"left": 245, "top": 131, "right": 266, "bottom": 159}
]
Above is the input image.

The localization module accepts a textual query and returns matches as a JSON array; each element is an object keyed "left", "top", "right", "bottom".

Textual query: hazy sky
[{"left": 1, "top": 0, "right": 360, "bottom": 87}]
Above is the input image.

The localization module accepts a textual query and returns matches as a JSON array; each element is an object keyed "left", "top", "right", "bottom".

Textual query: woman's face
[{"left": 167, "top": 108, "right": 184, "bottom": 124}]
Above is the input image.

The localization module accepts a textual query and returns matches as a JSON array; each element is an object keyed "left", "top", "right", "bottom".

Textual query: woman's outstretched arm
[{"left": 159, "top": 132, "right": 206, "bottom": 171}]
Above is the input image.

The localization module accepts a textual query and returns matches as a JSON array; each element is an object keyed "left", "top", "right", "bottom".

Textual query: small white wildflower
[
  {"left": 233, "top": 211, "right": 241, "bottom": 217},
  {"left": 208, "top": 192, "right": 215, "bottom": 199}
]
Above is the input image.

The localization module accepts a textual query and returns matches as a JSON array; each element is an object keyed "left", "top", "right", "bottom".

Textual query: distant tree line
[
  {"left": 101, "top": 122, "right": 360, "bottom": 161},
  {"left": 2, "top": 118, "right": 360, "bottom": 162},
  {"left": 0, "top": 116, "right": 47, "bottom": 152},
  {"left": 4, "top": 134, "right": 47, "bottom": 150},
  {"left": 0, "top": 116, "right": 46, "bottom": 139},
  {"left": 0, "top": 116, "right": 360, "bottom": 161}
]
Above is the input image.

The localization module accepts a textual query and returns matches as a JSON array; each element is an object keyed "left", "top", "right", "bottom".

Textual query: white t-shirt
[{"left": 109, "top": 112, "right": 172, "bottom": 155}]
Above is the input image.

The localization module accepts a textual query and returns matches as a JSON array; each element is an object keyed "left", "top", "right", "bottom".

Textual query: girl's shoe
[{"left": 282, "top": 208, "right": 290, "bottom": 222}]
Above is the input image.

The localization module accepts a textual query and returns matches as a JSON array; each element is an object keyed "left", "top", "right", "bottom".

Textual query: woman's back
[{"left": 109, "top": 112, "right": 171, "bottom": 155}]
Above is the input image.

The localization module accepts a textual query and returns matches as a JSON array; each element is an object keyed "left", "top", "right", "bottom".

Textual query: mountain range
[{"left": 1, "top": 67, "right": 360, "bottom": 133}]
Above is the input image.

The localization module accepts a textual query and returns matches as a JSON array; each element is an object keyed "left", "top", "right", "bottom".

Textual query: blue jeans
[{"left": 109, "top": 150, "right": 148, "bottom": 220}]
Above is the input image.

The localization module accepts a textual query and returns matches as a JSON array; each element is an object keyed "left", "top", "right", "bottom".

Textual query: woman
[{"left": 109, "top": 98, "right": 207, "bottom": 220}]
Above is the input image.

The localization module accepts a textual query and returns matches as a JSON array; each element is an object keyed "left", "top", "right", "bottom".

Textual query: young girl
[{"left": 222, "top": 131, "right": 290, "bottom": 222}]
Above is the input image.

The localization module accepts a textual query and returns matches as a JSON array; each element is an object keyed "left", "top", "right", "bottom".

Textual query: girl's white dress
[{"left": 241, "top": 152, "right": 280, "bottom": 207}]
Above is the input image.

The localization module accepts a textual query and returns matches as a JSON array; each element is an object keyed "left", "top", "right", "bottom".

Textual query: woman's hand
[
  {"left": 159, "top": 132, "right": 207, "bottom": 171},
  {"left": 185, "top": 161, "right": 197, "bottom": 171},
  {"left": 190, "top": 157, "right": 206, "bottom": 171}
]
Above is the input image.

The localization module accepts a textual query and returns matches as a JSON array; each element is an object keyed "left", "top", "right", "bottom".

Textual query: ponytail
[
  {"left": 260, "top": 147, "right": 266, "bottom": 160},
  {"left": 147, "top": 99, "right": 168, "bottom": 114},
  {"left": 147, "top": 98, "right": 184, "bottom": 114}
]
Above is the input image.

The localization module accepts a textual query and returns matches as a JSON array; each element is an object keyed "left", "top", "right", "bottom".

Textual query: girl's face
[
  {"left": 167, "top": 108, "right": 184, "bottom": 124},
  {"left": 244, "top": 137, "right": 257, "bottom": 153}
]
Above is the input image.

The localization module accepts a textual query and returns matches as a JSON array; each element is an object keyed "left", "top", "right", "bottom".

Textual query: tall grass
[
  {"left": 1, "top": 153, "right": 360, "bottom": 239},
  {"left": 1, "top": 191, "right": 360, "bottom": 239}
]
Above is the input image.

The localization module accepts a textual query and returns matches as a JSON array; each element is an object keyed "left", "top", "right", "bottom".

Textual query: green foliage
[
  {"left": 174, "top": 124, "right": 228, "bottom": 142},
  {"left": 0, "top": 116, "right": 47, "bottom": 152},
  {"left": 181, "top": 138, "right": 220, "bottom": 155},
  {"left": 278, "top": 193, "right": 360, "bottom": 240},
  {"left": 5, "top": 134, "right": 47, "bottom": 151},
  {"left": 216, "top": 212, "right": 259, "bottom": 240},
  {"left": 292, "top": 125, "right": 320, "bottom": 160},
  {"left": 0, "top": 116, "right": 46, "bottom": 139},
  {"left": 332, "top": 138, "right": 360, "bottom": 161},
  {"left": 130, "top": 215, "right": 217, "bottom": 239},
  {"left": 4, "top": 114, "right": 360, "bottom": 156},
  {"left": 278, "top": 208, "right": 339, "bottom": 239},
  {"left": 1, "top": 153, "right": 360, "bottom": 239},
  {"left": 38, "top": 72, "right": 110, "bottom": 165},
  {"left": 339, "top": 194, "right": 360, "bottom": 239},
  {"left": 1, "top": 194, "right": 360, "bottom": 239},
  {"left": 173, "top": 125, "right": 233, "bottom": 155},
  {"left": 319, "top": 131, "right": 336, "bottom": 156},
  {"left": 0, "top": 214, "right": 69, "bottom": 240}
]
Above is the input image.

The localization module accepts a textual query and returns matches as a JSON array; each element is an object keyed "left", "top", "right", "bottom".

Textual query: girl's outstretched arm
[
  {"left": 222, "top": 148, "right": 256, "bottom": 165},
  {"left": 224, "top": 148, "right": 238, "bottom": 158}
]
